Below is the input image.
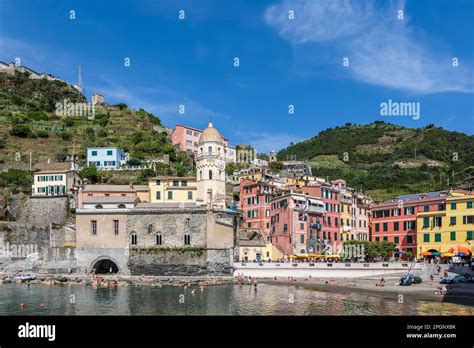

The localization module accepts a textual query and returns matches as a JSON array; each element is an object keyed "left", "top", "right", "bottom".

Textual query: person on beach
[
  {"left": 430, "top": 274, "right": 434, "bottom": 282},
  {"left": 437, "top": 265, "right": 441, "bottom": 275},
  {"left": 444, "top": 270, "right": 448, "bottom": 277},
  {"left": 376, "top": 278, "right": 385, "bottom": 287}
]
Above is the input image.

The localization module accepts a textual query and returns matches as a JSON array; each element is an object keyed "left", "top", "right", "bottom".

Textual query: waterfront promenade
[{"left": 234, "top": 261, "right": 423, "bottom": 278}]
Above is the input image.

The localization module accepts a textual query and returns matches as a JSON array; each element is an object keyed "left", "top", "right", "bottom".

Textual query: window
[
  {"left": 188, "top": 191, "right": 193, "bottom": 200},
  {"left": 156, "top": 191, "right": 161, "bottom": 200},
  {"left": 91, "top": 220, "right": 97, "bottom": 235},
  {"left": 423, "top": 217, "right": 429, "bottom": 228},
  {"left": 173, "top": 180, "right": 179, "bottom": 187},
  {"left": 375, "top": 237, "right": 380, "bottom": 242},
  {"left": 156, "top": 233, "right": 162, "bottom": 245},
  {"left": 423, "top": 234, "right": 430, "bottom": 243},
  {"left": 383, "top": 236, "right": 388, "bottom": 241},
  {"left": 451, "top": 203, "right": 457, "bottom": 210},
  {"left": 463, "top": 216, "right": 474, "bottom": 224},
  {"left": 95, "top": 204, "right": 103, "bottom": 209},
  {"left": 435, "top": 233, "right": 441, "bottom": 242},
  {"left": 91, "top": 150, "right": 97, "bottom": 156},
  {"left": 405, "top": 207, "right": 415, "bottom": 215},
  {"left": 208, "top": 146, "right": 212, "bottom": 154},
  {"left": 181, "top": 180, "right": 188, "bottom": 187},
  {"left": 148, "top": 224, "right": 153, "bottom": 234},
  {"left": 113, "top": 220, "right": 119, "bottom": 235},
  {"left": 434, "top": 217, "right": 442, "bottom": 227},
  {"left": 467, "top": 231, "right": 473, "bottom": 241},
  {"left": 209, "top": 170, "right": 212, "bottom": 180},
  {"left": 300, "top": 235, "right": 304, "bottom": 243},
  {"left": 450, "top": 231, "right": 456, "bottom": 241},
  {"left": 450, "top": 216, "right": 456, "bottom": 225},
  {"left": 156, "top": 180, "right": 161, "bottom": 185},
  {"left": 394, "top": 222, "right": 399, "bottom": 231},
  {"left": 394, "top": 236, "right": 399, "bottom": 244},
  {"left": 407, "top": 235, "right": 413, "bottom": 244},
  {"left": 131, "top": 233, "right": 137, "bottom": 245},
  {"left": 107, "top": 150, "right": 113, "bottom": 156},
  {"left": 283, "top": 224, "right": 288, "bottom": 232},
  {"left": 468, "top": 202, "right": 473, "bottom": 209},
  {"left": 383, "top": 223, "right": 388, "bottom": 232},
  {"left": 184, "top": 234, "right": 191, "bottom": 245},
  {"left": 300, "top": 223, "right": 304, "bottom": 230},
  {"left": 375, "top": 224, "right": 380, "bottom": 232},
  {"left": 424, "top": 205, "right": 429, "bottom": 212},
  {"left": 168, "top": 191, "right": 173, "bottom": 200},
  {"left": 118, "top": 204, "right": 126, "bottom": 208}
]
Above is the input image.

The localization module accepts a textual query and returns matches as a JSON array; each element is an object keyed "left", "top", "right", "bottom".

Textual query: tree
[
  {"left": 268, "top": 161, "right": 283, "bottom": 173},
  {"left": 80, "top": 165, "right": 98, "bottom": 183},
  {"left": 55, "top": 148, "right": 68, "bottom": 162}
]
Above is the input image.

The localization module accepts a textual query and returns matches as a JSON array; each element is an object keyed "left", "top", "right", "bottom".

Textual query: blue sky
[{"left": 1, "top": 0, "right": 473, "bottom": 152}]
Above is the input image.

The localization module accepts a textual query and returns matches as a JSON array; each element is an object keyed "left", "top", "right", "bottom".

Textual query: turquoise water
[{"left": 0, "top": 283, "right": 472, "bottom": 315}]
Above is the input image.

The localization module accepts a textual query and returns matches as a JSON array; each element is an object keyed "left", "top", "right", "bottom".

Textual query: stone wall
[
  {"left": 10, "top": 194, "right": 68, "bottom": 227},
  {"left": 128, "top": 248, "right": 208, "bottom": 275},
  {"left": 126, "top": 210, "right": 207, "bottom": 248}
]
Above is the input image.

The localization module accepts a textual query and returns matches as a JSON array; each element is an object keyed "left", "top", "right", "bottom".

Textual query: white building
[
  {"left": 32, "top": 170, "right": 83, "bottom": 196},
  {"left": 196, "top": 121, "right": 227, "bottom": 209}
]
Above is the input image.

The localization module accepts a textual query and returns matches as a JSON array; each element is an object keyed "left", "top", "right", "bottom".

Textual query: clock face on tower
[{"left": 217, "top": 161, "right": 225, "bottom": 170}]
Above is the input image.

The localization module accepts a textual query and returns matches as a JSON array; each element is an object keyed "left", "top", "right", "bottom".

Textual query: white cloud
[{"left": 264, "top": 0, "right": 473, "bottom": 94}]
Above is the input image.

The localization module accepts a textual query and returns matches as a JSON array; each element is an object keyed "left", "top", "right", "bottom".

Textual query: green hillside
[
  {"left": 0, "top": 70, "right": 192, "bottom": 191},
  {"left": 278, "top": 121, "right": 474, "bottom": 202}
]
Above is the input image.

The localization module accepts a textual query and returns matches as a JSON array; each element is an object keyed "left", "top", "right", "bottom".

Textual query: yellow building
[
  {"left": 238, "top": 169, "right": 263, "bottom": 183},
  {"left": 284, "top": 177, "right": 307, "bottom": 188},
  {"left": 149, "top": 176, "right": 197, "bottom": 204},
  {"left": 238, "top": 229, "right": 285, "bottom": 262},
  {"left": 340, "top": 191, "right": 353, "bottom": 241},
  {"left": 417, "top": 194, "right": 474, "bottom": 257}
]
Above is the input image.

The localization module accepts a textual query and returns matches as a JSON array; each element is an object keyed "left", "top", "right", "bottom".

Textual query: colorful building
[
  {"left": 270, "top": 192, "right": 324, "bottom": 255},
  {"left": 239, "top": 179, "right": 275, "bottom": 242},
  {"left": 87, "top": 147, "right": 129, "bottom": 169},
  {"left": 78, "top": 184, "right": 149, "bottom": 208},
  {"left": 416, "top": 193, "right": 474, "bottom": 257},
  {"left": 351, "top": 192, "right": 371, "bottom": 241},
  {"left": 172, "top": 124, "right": 235, "bottom": 163},
  {"left": 370, "top": 191, "right": 450, "bottom": 255},
  {"left": 149, "top": 176, "right": 197, "bottom": 204}
]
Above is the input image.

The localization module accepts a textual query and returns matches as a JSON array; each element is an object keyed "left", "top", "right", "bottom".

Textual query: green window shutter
[
  {"left": 467, "top": 231, "right": 473, "bottom": 241},
  {"left": 451, "top": 203, "right": 457, "bottom": 210},
  {"left": 423, "top": 234, "right": 430, "bottom": 243},
  {"left": 450, "top": 231, "right": 456, "bottom": 241},
  {"left": 423, "top": 217, "right": 429, "bottom": 227},
  {"left": 467, "top": 202, "right": 473, "bottom": 209},
  {"left": 435, "top": 233, "right": 441, "bottom": 242},
  {"left": 394, "top": 236, "right": 399, "bottom": 244}
]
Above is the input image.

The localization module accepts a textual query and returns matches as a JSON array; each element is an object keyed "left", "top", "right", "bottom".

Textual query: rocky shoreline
[{"left": 0, "top": 273, "right": 234, "bottom": 288}]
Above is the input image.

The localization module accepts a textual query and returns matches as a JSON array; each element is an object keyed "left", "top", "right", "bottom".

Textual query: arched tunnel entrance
[{"left": 92, "top": 259, "right": 119, "bottom": 274}]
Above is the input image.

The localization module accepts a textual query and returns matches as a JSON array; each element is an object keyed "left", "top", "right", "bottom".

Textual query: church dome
[{"left": 199, "top": 121, "right": 223, "bottom": 143}]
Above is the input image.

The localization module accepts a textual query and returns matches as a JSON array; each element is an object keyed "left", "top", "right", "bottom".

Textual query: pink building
[
  {"left": 78, "top": 184, "right": 149, "bottom": 208},
  {"left": 270, "top": 192, "right": 324, "bottom": 256},
  {"left": 239, "top": 179, "right": 275, "bottom": 242},
  {"left": 172, "top": 124, "right": 236, "bottom": 162}
]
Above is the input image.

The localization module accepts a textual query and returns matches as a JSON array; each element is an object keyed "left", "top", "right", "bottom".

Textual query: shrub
[
  {"left": 61, "top": 131, "right": 72, "bottom": 141},
  {"left": 10, "top": 124, "right": 32, "bottom": 137},
  {"left": 36, "top": 130, "right": 49, "bottom": 138}
]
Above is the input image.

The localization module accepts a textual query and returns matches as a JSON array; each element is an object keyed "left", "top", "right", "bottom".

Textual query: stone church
[{"left": 75, "top": 121, "right": 237, "bottom": 275}]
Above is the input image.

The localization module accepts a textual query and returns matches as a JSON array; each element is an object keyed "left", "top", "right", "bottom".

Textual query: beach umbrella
[
  {"left": 431, "top": 251, "right": 441, "bottom": 256},
  {"left": 455, "top": 252, "right": 469, "bottom": 257},
  {"left": 448, "top": 246, "right": 471, "bottom": 255},
  {"left": 441, "top": 252, "right": 455, "bottom": 257},
  {"left": 420, "top": 251, "right": 432, "bottom": 256}
]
